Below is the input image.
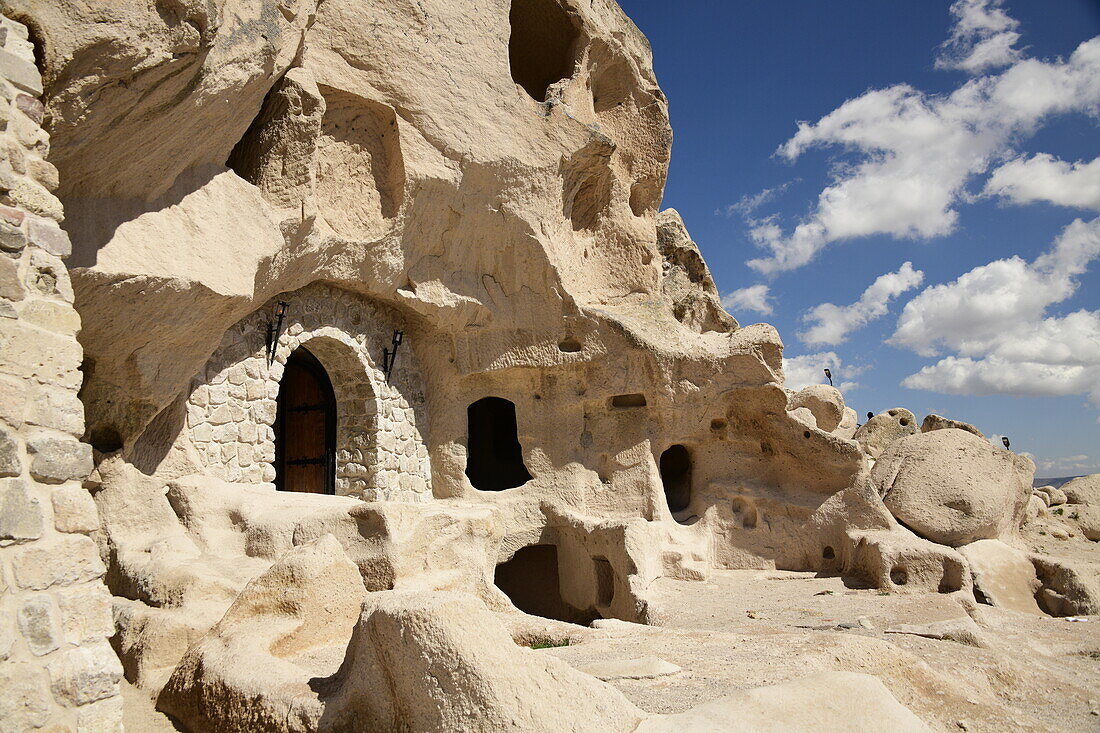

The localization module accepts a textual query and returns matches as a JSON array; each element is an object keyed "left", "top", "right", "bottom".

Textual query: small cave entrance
[
  {"left": 465, "top": 397, "right": 533, "bottom": 491},
  {"left": 494, "top": 545, "right": 598, "bottom": 625},
  {"left": 660, "top": 444, "right": 692, "bottom": 517},
  {"left": 275, "top": 348, "right": 336, "bottom": 494},
  {"left": 508, "top": 0, "right": 580, "bottom": 101}
]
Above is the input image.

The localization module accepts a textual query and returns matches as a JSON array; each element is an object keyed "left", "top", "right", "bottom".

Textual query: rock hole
[
  {"left": 88, "top": 425, "right": 123, "bottom": 454},
  {"left": 494, "top": 544, "right": 596, "bottom": 624},
  {"left": 710, "top": 418, "right": 727, "bottom": 431},
  {"left": 660, "top": 444, "right": 692, "bottom": 518},
  {"left": 610, "top": 393, "right": 646, "bottom": 408},
  {"left": 465, "top": 397, "right": 532, "bottom": 491},
  {"left": 822, "top": 546, "right": 835, "bottom": 560},
  {"left": 899, "top": 417, "right": 910, "bottom": 426},
  {"left": 890, "top": 566, "right": 908, "bottom": 586},
  {"left": 558, "top": 337, "right": 582, "bottom": 353},
  {"left": 508, "top": 0, "right": 580, "bottom": 102},
  {"left": 593, "top": 556, "right": 614, "bottom": 606},
  {"left": 803, "top": 430, "right": 811, "bottom": 439}
]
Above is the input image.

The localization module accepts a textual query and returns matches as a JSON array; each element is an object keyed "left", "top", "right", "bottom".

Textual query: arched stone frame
[
  {"left": 184, "top": 284, "right": 432, "bottom": 501},
  {"left": 277, "top": 330, "right": 381, "bottom": 495}
]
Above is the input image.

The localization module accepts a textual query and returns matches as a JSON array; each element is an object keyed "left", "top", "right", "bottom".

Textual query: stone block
[
  {"left": 47, "top": 640, "right": 123, "bottom": 707},
  {"left": 0, "top": 478, "right": 43, "bottom": 540},
  {"left": 192, "top": 422, "right": 212, "bottom": 443},
  {"left": 57, "top": 587, "right": 114, "bottom": 645},
  {"left": 0, "top": 252, "right": 23, "bottom": 301},
  {"left": 0, "top": 422, "right": 20, "bottom": 476},
  {"left": 0, "top": 662, "right": 51, "bottom": 730},
  {"left": 0, "top": 48, "right": 42, "bottom": 95},
  {"left": 0, "top": 219, "right": 25, "bottom": 253},
  {"left": 0, "top": 318, "right": 83, "bottom": 388},
  {"left": 52, "top": 485, "right": 100, "bottom": 534},
  {"left": 27, "top": 434, "right": 93, "bottom": 483},
  {"left": 0, "top": 374, "right": 27, "bottom": 427},
  {"left": 77, "top": 694, "right": 123, "bottom": 733},
  {"left": 27, "top": 382, "right": 85, "bottom": 435},
  {"left": 20, "top": 299, "right": 82, "bottom": 336},
  {"left": 0, "top": 204, "right": 25, "bottom": 227},
  {"left": 12, "top": 533, "right": 106, "bottom": 590},
  {"left": 14, "top": 93, "right": 44, "bottom": 124},
  {"left": 26, "top": 216, "right": 70, "bottom": 257},
  {"left": 27, "top": 248, "right": 74, "bottom": 301},
  {"left": 17, "top": 594, "right": 62, "bottom": 655}
]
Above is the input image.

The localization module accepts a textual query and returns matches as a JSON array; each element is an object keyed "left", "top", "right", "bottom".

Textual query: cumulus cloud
[
  {"left": 721, "top": 284, "right": 774, "bottom": 316},
  {"left": 893, "top": 217, "right": 1100, "bottom": 405},
  {"left": 782, "top": 352, "right": 861, "bottom": 392},
  {"left": 799, "top": 262, "right": 923, "bottom": 345},
  {"left": 984, "top": 154, "right": 1100, "bottom": 210},
  {"left": 744, "top": 15, "right": 1100, "bottom": 274},
  {"left": 936, "top": 0, "right": 1022, "bottom": 73}
]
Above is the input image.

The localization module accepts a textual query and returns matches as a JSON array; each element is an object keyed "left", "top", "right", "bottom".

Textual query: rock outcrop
[
  {"left": 873, "top": 429, "right": 1034, "bottom": 547},
  {"left": 853, "top": 408, "right": 918, "bottom": 459}
]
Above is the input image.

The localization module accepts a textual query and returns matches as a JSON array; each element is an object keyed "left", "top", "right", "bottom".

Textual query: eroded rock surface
[{"left": 874, "top": 429, "right": 1034, "bottom": 547}]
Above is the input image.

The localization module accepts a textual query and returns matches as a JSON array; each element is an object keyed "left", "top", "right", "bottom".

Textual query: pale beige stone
[
  {"left": 874, "top": 430, "right": 1034, "bottom": 547},
  {"left": 958, "top": 540, "right": 1042, "bottom": 615}
]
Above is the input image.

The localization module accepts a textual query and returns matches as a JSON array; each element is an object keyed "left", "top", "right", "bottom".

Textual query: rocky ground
[{"left": 542, "top": 570, "right": 1100, "bottom": 732}]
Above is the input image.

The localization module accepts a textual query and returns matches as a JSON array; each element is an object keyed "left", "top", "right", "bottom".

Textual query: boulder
[
  {"left": 158, "top": 535, "right": 366, "bottom": 732},
  {"left": 957, "top": 540, "right": 1042, "bottom": 615},
  {"left": 1062, "top": 474, "right": 1100, "bottom": 506},
  {"left": 853, "top": 408, "right": 918, "bottom": 459},
  {"left": 788, "top": 385, "right": 846, "bottom": 433},
  {"left": 322, "top": 590, "right": 643, "bottom": 732},
  {"left": 873, "top": 429, "right": 1034, "bottom": 547},
  {"left": 834, "top": 407, "right": 859, "bottom": 440},
  {"left": 920, "top": 413, "right": 984, "bottom": 439}
]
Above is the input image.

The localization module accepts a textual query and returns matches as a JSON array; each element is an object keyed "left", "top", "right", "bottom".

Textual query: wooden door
[{"left": 275, "top": 348, "right": 336, "bottom": 494}]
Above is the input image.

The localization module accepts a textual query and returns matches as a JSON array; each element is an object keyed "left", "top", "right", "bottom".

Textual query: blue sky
[{"left": 618, "top": 0, "right": 1100, "bottom": 478}]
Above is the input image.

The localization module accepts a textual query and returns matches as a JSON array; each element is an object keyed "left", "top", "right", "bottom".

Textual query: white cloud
[
  {"left": 984, "top": 154, "right": 1100, "bottom": 210},
  {"left": 1034, "top": 453, "right": 1098, "bottom": 476},
  {"left": 936, "top": 0, "right": 1022, "bottom": 74},
  {"left": 744, "top": 22, "right": 1100, "bottom": 274},
  {"left": 782, "top": 352, "right": 862, "bottom": 393},
  {"left": 799, "top": 262, "right": 923, "bottom": 345},
  {"left": 719, "top": 181, "right": 797, "bottom": 218},
  {"left": 721, "top": 284, "right": 774, "bottom": 316},
  {"left": 893, "top": 217, "right": 1100, "bottom": 405}
]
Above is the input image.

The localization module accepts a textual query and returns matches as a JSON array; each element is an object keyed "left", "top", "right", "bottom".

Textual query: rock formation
[{"left": 0, "top": 1, "right": 1097, "bottom": 731}]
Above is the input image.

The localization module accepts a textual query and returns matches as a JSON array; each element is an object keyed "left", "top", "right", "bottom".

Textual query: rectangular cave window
[
  {"left": 466, "top": 397, "right": 533, "bottom": 491},
  {"left": 610, "top": 393, "right": 647, "bottom": 408}
]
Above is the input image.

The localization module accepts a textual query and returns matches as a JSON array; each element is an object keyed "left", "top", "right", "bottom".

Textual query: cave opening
[
  {"left": 465, "top": 397, "right": 532, "bottom": 491},
  {"left": 660, "top": 444, "right": 692, "bottom": 517},
  {"left": 508, "top": 0, "right": 580, "bottom": 101},
  {"left": 494, "top": 544, "right": 598, "bottom": 625}
]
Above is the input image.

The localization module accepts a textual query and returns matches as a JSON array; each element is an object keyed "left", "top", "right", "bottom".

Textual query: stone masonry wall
[
  {"left": 0, "top": 16, "right": 123, "bottom": 733},
  {"left": 186, "top": 284, "right": 432, "bottom": 501}
]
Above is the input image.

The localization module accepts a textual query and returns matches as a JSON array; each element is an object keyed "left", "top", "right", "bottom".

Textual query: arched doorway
[
  {"left": 660, "top": 444, "right": 692, "bottom": 516},
  {"left": 275, "top": 347, "right": 336, "bottom": 494},
  {"left": 465, "top": 397, "right": 532, "bottom": 491}
]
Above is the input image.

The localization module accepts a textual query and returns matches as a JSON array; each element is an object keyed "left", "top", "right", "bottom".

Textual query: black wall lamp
[
  {"left": 382, "top": 329, "right": 404, "bottom": 383},
  {"left": 823, "top": 368, "right": 833, "bottom": 386},
  {"left": 265, "top": 301, "right": 289, "bottom": 365}
]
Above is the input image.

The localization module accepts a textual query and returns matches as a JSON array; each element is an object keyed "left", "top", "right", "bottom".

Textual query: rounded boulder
[
  {"left": 872, "top": 429, "right": 1035, "bottom": 547},
  {"left": 788, "top": 385, "right": 846, "bottom": 433}
]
